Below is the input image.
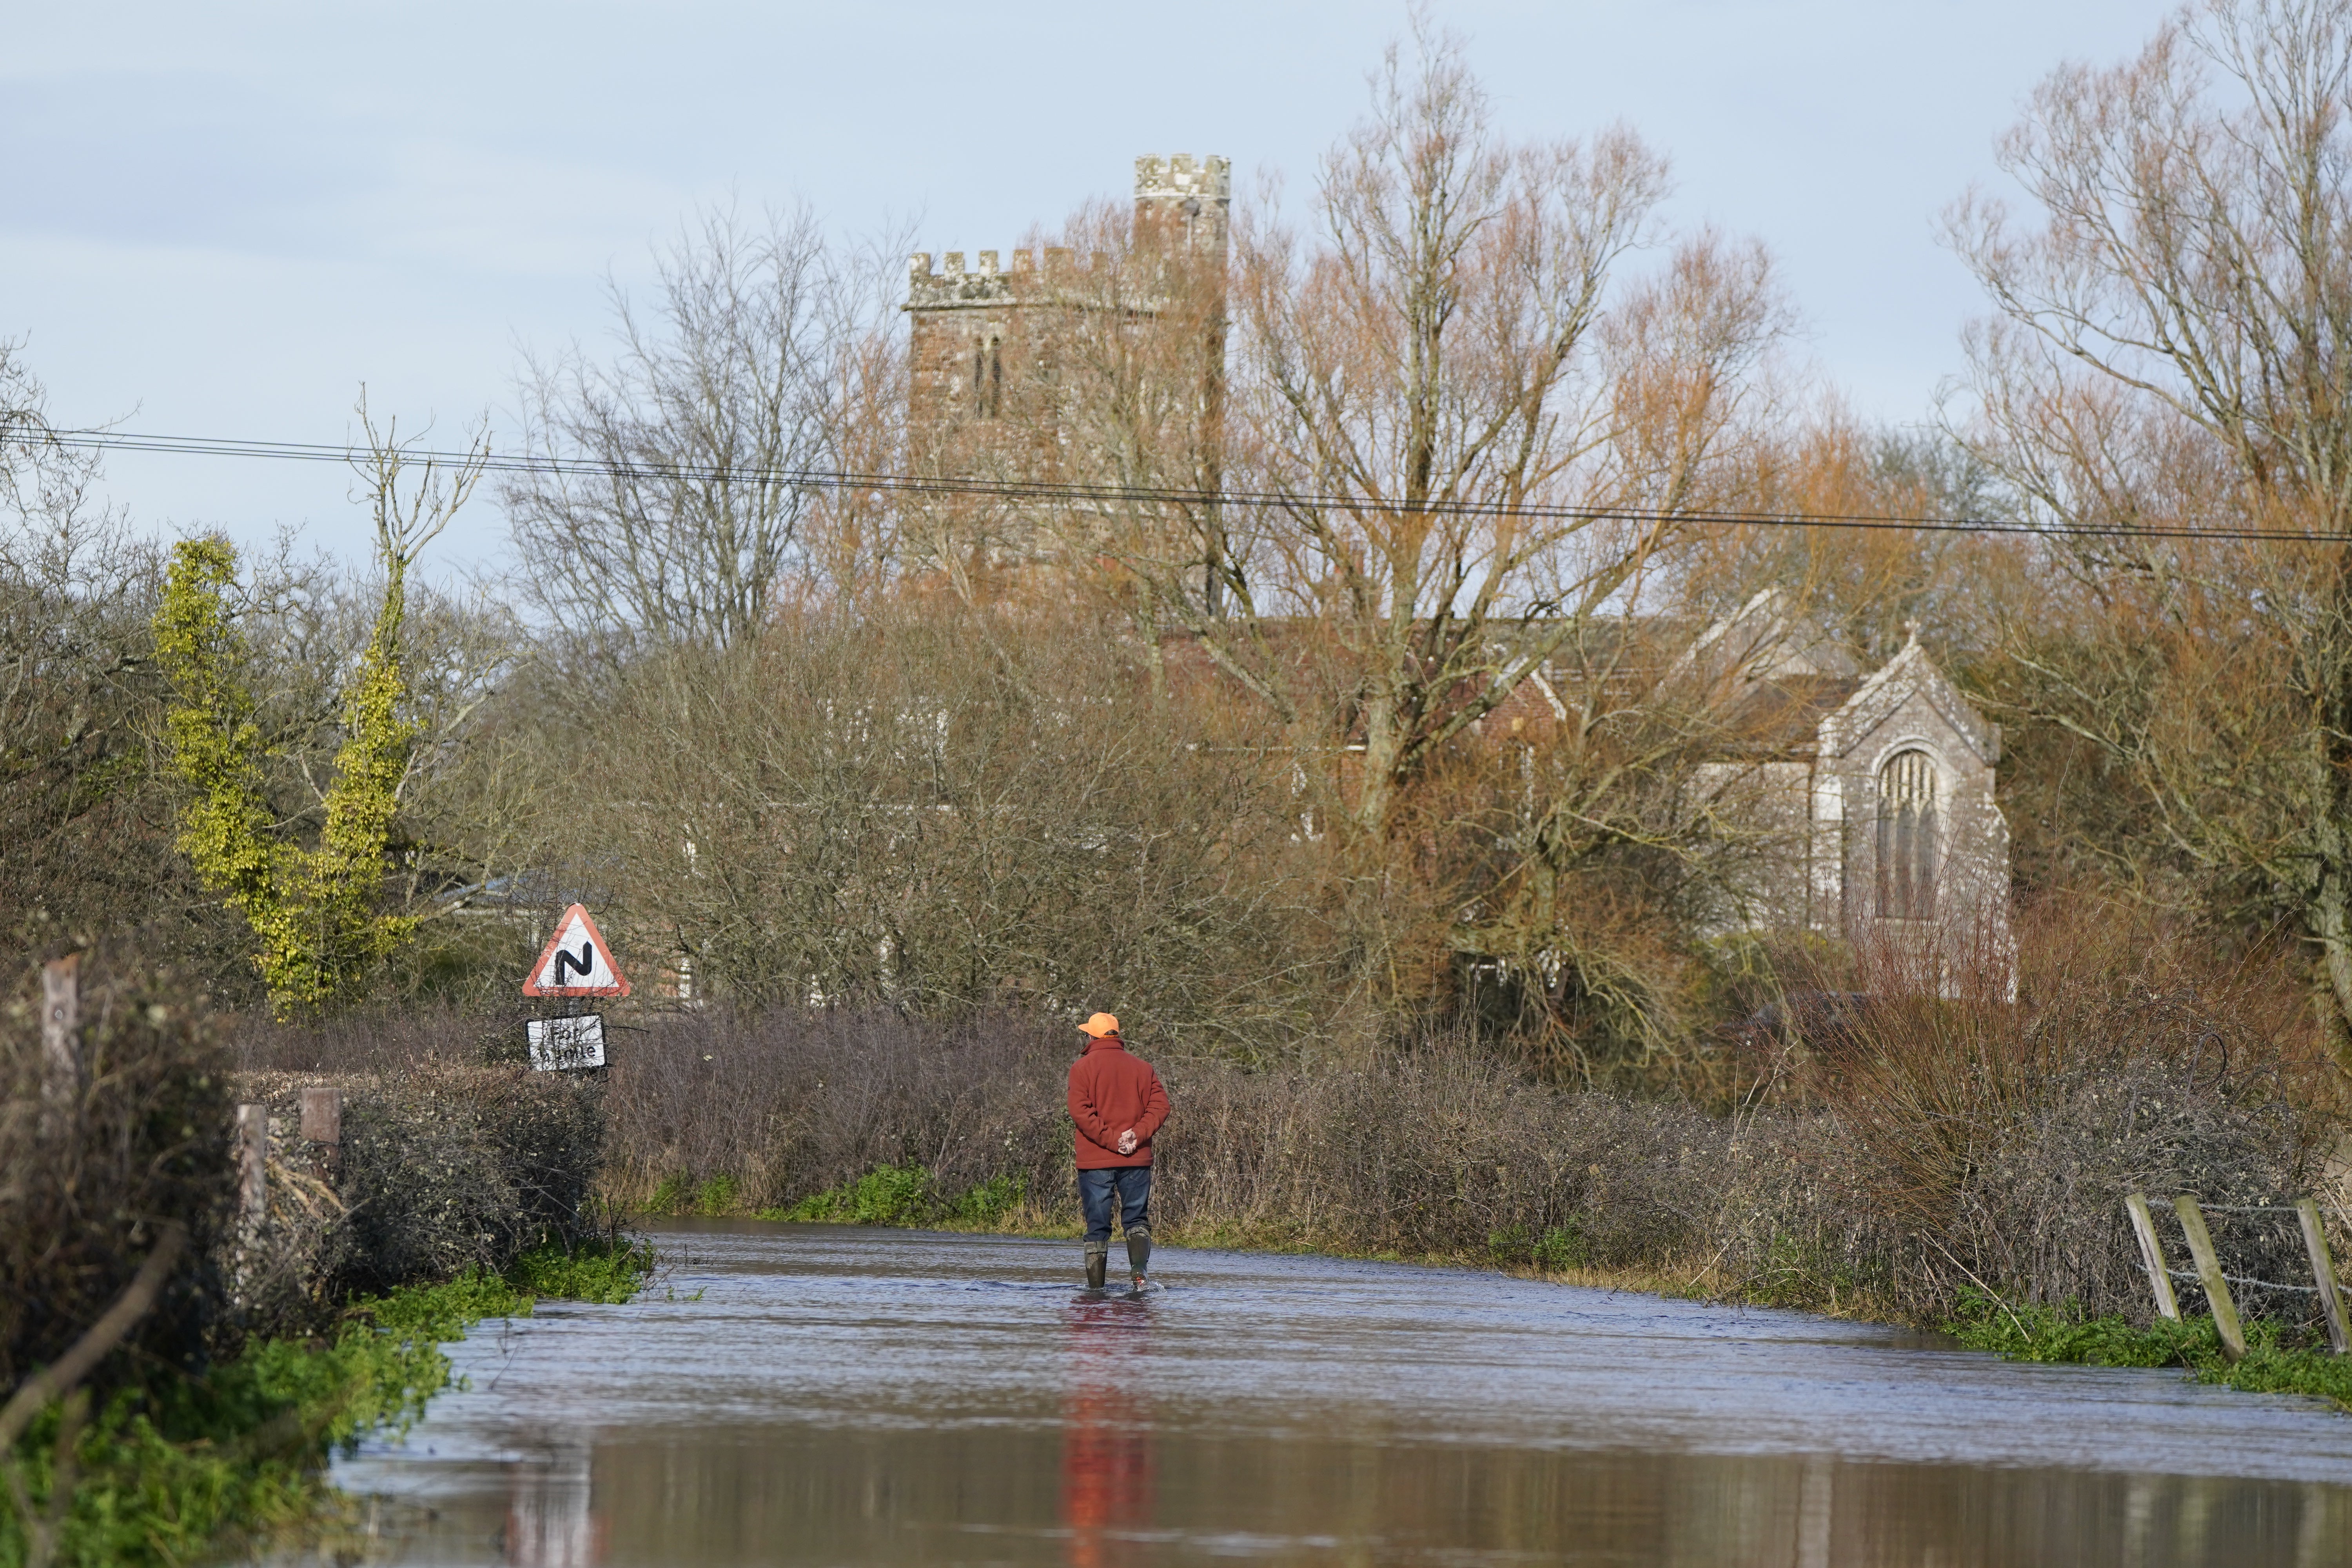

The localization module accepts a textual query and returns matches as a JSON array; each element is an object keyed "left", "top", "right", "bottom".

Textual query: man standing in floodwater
[{"left": 1067, "top": 1013, "right": 1171, "bottom": 1292}]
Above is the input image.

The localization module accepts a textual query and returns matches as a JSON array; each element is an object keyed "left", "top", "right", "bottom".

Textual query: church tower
[
  {"left": 903, "top": 154, "right": 1230, "bottom": 471},
  {"left": 1132, "top": 153, "right": 1232, "bottom": 258}
]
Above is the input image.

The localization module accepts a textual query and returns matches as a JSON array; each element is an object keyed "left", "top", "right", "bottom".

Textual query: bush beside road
[{"left": 1, "top": 951, "right": 642, "bottom": 1567}]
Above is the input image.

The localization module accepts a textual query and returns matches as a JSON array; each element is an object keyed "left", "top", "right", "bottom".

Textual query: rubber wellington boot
[
  {"left": 1084, "top": 1243, "right": 1108, "bottom": 1290},
  {"left": 1125, "top": 1227, "right": 1152, "bottom": 1290}
]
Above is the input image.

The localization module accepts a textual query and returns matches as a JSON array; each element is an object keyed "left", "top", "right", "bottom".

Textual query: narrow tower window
[
  {"left": 1877, "top": 750, "right": 1939, "bottom": 920},
  {"left": 972, "top": 335, "right": 1002, "bottom": 417}
]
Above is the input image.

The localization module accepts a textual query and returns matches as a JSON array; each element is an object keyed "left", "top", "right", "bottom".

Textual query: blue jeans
[{"left": 1078, "top": 1165, "right": 1152, "bottom": 1245}]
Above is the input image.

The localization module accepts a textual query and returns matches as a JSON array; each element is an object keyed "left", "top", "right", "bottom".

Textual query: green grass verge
[
  {"left": 504, "top": 1236, "right": 658, "bottom": 1304},
  {"left": 1947, "top": 1292, "right": 2352, "bottom": 1410},
  {"left": 737, "top": 1164, "right": 1027, "bottom": 1229},
  {"left": 1, "top": 1236, "right": 655, "bottom": 1568}
]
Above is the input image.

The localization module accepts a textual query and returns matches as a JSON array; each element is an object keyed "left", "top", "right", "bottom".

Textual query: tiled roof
[{"left": 1720, "top": 675, "right": 1865, "bottom": 757}]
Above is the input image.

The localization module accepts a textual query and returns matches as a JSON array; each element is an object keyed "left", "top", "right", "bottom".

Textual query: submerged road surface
[{"left": 328, "top": 1221, "right": 2352, "bottom": 1566}]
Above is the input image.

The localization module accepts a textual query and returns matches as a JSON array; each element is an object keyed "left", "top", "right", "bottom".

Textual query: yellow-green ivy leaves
[{"left": 154, "top": 535, "right": 418, "bottom": 1015}]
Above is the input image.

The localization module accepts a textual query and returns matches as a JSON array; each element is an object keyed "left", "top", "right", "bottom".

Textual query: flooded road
[{"left": 332, "top": 1220, "right": 2352, "bottom": 1565}]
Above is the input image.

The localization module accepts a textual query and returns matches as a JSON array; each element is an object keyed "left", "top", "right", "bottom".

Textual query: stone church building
[
  {"left": 1681, "top": 590, "right": 2013, "bottom": 965},
  {"left": 905, "top": 153, "right": 1230, "bottom": 457},
  {"left": 905, "top": 158, "right": 2011, "bottom": 968},
  {"left": 902, "top": 154, "right": 1232, "bottom": 590}
]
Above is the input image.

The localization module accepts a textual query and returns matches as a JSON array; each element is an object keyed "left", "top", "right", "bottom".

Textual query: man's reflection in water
[
  {"left": 501, "top": 1437, "right": 603, "bottom": 1567},
  {"left": 1061, "top": 1296, "right": 1154, "bottom": 1568}
]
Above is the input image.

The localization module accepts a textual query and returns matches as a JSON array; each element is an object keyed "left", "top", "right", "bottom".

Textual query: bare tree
[
  {"left": 0, "top": 343, "right": 189, "bottom": 947},
  {"left": 506, "top": 206, "right": 878, "bottom": 650},
  {"left": 341, "top": 400, "right": 530, "bottom": 937},
  {"left": 0, "top": 339, "right": 108, "bottom": 556},
  {"left": 532, "top": 600, "right": 1335, "bottom": 1054},
  {"left": 1947, "top": 0, "right": 2352, "bottom": 1038},
  {"left": 1039, "top": 24, "right": 1789, "bottom": 842}
]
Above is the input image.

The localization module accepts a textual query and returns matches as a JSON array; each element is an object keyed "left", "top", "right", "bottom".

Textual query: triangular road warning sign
[{"left": 523, "top": 904, "right": 632, "bottom": 997}]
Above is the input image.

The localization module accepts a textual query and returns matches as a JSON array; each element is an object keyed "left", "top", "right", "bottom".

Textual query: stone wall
[
  {"left": 1684, "top": 632, "right": 2014, "bottom": 982},
  {"left": 1816, "top": 641, "right": 2011, "bottom": 967}
]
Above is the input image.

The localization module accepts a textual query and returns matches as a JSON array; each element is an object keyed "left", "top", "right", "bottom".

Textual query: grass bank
[
  {"left": 1948, "top": 1295, "right": 2352, "bottom": 1411},
  {"left": 0, "top": 1238, "right": 652, "bottom": 1568}
]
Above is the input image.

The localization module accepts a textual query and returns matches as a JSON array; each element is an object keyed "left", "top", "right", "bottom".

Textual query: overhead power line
[{"left": 2, "top": 424, "right": 2339, "bottom": 546}]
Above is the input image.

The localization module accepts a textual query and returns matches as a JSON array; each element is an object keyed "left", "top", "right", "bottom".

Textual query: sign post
[{"left": 522, "top": 904, "right": 630, "bottom": 1072}]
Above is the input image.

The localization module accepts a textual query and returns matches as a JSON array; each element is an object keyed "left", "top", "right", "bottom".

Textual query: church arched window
[{"left": 1877, "top": 749, "right": 1939, "bottom": 920}]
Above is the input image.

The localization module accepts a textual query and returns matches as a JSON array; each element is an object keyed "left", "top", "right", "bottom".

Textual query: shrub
[
  {"left": 502, "top": 1236, "right": 656, "bottom": 1305},
  {"left": 1489, "top": 1223, "right": 1591, "bottom": 1272},
  {"left": 950, "top": 1174, "right": 1027, "bottom": 1227},
  {"left": 1720, "top": 900, "right": 2334, "bottom": 1323},
  {"left": 0, "top": 947, "right": 234, "bottom": 1392},
  {"left": 597, "top": 1008, "right": 1075, "bottom": 1216},
  {"left": 242, "top": 890, "right": 2347, "bottom": 1335},
  {"left": 233, "top": 1063, "right": 608, "bottom": 1303},
  {"left": 780, "top": 1165, "right": 939, "bottom": 1225}
]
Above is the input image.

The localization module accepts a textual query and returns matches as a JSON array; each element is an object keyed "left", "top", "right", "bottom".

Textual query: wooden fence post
[
  {"left": 2125, "top": 1194, "right": 2181, "bottom": 1321},
  {"left": 2297, "top": 1198, "right": 2350, "bottom": 1356},
  {"left": 2173, "top": 1194, "right": 2247, "bottom": 1363},
  {"left": 40, "top": 953, "right": 81, "bottom": 1120},
  {"left": 299, "top": 1086, "right": 342, "bottom": 1181},
  {"left": 236, "top": 1104, "right": 267, "bottom": 1237}
]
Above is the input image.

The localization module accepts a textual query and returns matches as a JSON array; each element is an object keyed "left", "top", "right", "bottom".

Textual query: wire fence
[{"left": 2126, "top": 1191, "right": 2352, "bottom": 1360}]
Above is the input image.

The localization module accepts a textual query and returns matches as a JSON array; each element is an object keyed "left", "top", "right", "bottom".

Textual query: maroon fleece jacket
[{"left": 1066, "top": 1034, "right": 1171, "bottom": 1169}]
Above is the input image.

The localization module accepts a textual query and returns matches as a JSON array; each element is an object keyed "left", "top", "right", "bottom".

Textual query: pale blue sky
[{"left": 2, "top": 0, "right": 2169, "bottom": 574}]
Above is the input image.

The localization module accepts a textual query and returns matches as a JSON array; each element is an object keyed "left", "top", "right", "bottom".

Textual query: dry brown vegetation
[
  {"left": 1725, "top": 901, "right": 2340, "bottom": 1322},
  {"left": 524, "top": 603, "right": 1341, "bottom": 1048},
  {"left": 1946, "top": 0, "right": 2352, "bottom": 1041},
  {"left": 209, "top": 888, "right": 2335, "bottom": 1330},
  {"left": 0, "top": 943, "right": 233, "bottom": 1390}
]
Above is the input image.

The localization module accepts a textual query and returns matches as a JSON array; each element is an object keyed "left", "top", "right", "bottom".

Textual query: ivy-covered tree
[{"left": 153, "top": 401, "right": 487, "bottom": 1014}]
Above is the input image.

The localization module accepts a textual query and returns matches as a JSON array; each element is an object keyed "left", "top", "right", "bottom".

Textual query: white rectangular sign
[{"left": 526, "top": 1013, "right": 606, "bottom": 1072}]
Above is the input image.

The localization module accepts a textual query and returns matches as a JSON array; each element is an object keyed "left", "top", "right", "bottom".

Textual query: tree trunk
[
  {"left": 1356, "top": 689, "right": 1400, "bottom": 836},
  {"left": 2307, "top": 552, "right": 2352, "bottom": 1060}
]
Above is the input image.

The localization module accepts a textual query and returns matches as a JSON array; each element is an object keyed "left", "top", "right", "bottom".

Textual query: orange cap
[{"left": 1081, "top": 1012, "right": 1121, "bottom": 1038}]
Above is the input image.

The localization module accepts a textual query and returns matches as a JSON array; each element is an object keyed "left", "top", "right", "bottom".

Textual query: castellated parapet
[
  {"left": 1134, "top": 154, "right": 1231, "bottom": 255},
  {"left": 905, "top": 248, "right": 1102, "bottom": 311},
  {"left": 904, "top": 151, "right": 1229, "bottom": 310},
  {"left": 1134, "top": 154, "right": 1232, "bottom": 205}
]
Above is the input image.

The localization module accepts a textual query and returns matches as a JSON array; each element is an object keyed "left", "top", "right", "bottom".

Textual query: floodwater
[{"left": 321, "top": 1220, "right": 2352, "bottom": 1566}]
